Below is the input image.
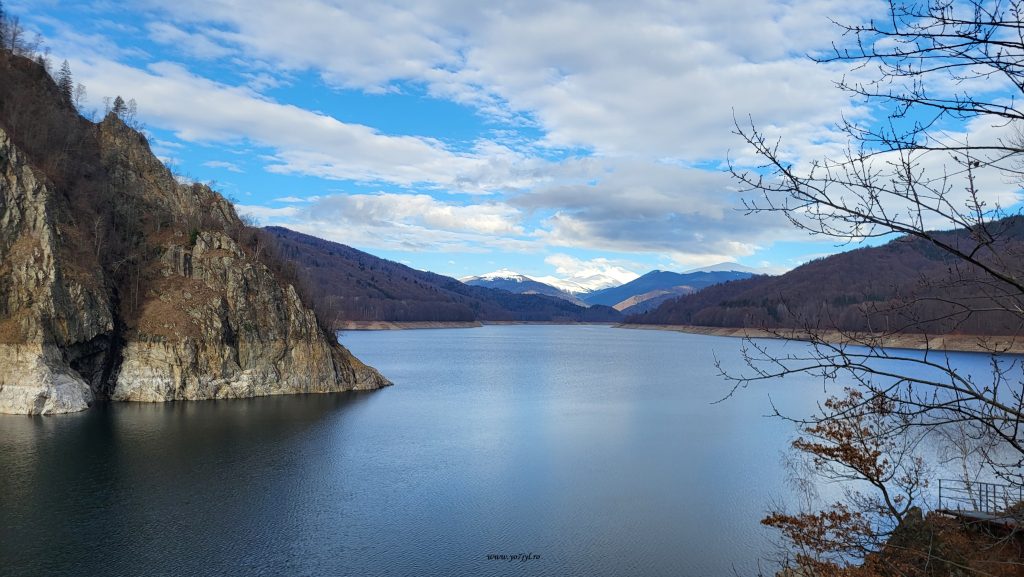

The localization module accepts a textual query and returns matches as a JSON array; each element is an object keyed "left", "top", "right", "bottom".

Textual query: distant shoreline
[
  {"left": 337, "top": 321, "right": 483, "bottom": 331},
  {"left": 336, "top": 320, "right": 617, "bottom": 331},
  {"left": 618, "top": 324, "right": 1024, "bottom": 354},
  {"left": 335, "top": 321, "right": 1024, "bottom": 354}
]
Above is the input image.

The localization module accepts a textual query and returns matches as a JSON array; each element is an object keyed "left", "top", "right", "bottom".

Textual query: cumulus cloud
[
  {"left": 752, "top": 116, "right": 1024, "bottom": 237},
  {"left": 141, "top": 0, "right": 459, "bottom": 92},
  {"left": 129, "top": 0, "right": 882, "bottom": 160},
  {"left": 253, "top": 193, "right": 535, "bottom": 253},
  {"left": 66, "top": 57, "right": 542, "bottom": 193},
  {"left": 202, "top": 160, "right": 244, "bottom": 172},
  {"left": 308, "top": 193, "right": 525, "bottom": 236},
  {"left": 34, "top": 0, "right": 1014, "bottom": 274},
  {"left": 512, "top": 158, "right": 799, "bottom": 262},
  {"left": 147, "top": 22, "right": 233, "bottom": 59},
  {"left": 234, "top": 204, "right": 299, "bottom": 222}
]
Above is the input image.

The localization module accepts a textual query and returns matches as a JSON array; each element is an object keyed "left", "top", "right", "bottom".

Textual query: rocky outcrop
[
  {"left": 0, "top": 129, "right": 115, "bottom": 414},
  {"left": 111, "top": 230, "right": 388, "bottom": 402},
  {"left": 0, "top": 54, "right": 388, "bottom": 414},
  {"left": 0, "top": 344, "right": 96, "bottom": 414}
]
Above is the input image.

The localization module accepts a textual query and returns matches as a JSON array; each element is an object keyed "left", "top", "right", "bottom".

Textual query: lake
[{"left": 0, "top": 325, "right": 933, "bottom": 576}]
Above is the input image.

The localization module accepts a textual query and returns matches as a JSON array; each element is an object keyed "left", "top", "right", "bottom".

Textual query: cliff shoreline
[{"left": 0, "top": 51, "right": 389, "bottom": 415}]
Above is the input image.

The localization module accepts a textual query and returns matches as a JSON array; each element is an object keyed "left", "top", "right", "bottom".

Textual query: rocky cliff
[{"left": 0, "top": 51, "right": 388, "bottom": 414}]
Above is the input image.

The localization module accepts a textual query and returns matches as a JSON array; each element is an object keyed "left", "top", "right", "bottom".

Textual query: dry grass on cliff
[{"left": 132, "top": 275, "right": 221, "bottom": 340}]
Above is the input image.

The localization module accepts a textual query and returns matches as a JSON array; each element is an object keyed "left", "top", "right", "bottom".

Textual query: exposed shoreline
[
  {"left": 337, "top": 321, "right": 484, "bottom": 331},
  {"left": 618, "top": 324, "right": 1024, "bottom": 354},
  {"left": 336, "top": 320, "right": 617, "bottom": 331},
  {"left": 335, "top": 320, "right": 1024, "bottom": 355}
]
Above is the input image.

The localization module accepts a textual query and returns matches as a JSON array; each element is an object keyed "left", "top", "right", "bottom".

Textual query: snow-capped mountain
[
  {"left": 460, "top": 270, "right": 587, "bottom": 305},
  {"left": 460, "top": 269, "right": 529, "bottom": 283},
  {"left": 460, "top": 263, "right": 766, "bottom": 314},
  {"left": 532, "top": 274, "right": 625, "bottom": 294}
]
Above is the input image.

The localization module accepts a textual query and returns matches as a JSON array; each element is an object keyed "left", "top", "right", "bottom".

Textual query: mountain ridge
[
  {"left": 628, "top": 221, "right": 1024, "bottom": 336},
  {"left": 260, "top": 227, "right": 623, "bottom": 324},
  {"left": 583, "top": 269, "right": 755, "bottom": 308},
  {"left": 460, "top": 270, "right": 587, "bottom": 305}
]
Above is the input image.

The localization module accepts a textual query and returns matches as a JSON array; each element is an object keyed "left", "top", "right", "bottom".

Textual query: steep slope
[
  {"left": 614, "top": 287, "right": 695, "bottom": 314},
  {"left": 260, "top": 227, "right": 622, "bottom": 323},
  {"left": 0, "top": 51, "right": 387, "bottom": 414},
  {"left": 629, "top": 222, "right": 1024, "bottom": 336},
  {"left": 583, "top": 270, "right": 754, "bottom": 307},
  {"left": 461, "top": 270, "right": 586, "bottom": 305}
]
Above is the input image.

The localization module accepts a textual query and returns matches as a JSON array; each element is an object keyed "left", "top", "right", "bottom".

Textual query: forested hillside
[
  {"left": 629, "top": 220, "right": 1024, "bottom": 336},
  {"left": 260, "top": 227, "right": 623, "bottom": 325}
]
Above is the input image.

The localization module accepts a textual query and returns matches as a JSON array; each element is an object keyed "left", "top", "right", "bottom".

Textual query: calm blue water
[{"left": 2, "top": 325, "right": 994, "bottom": 576}]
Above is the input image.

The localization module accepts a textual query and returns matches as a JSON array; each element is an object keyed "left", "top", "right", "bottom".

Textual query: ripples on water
[{"left": 0, "top": 326, "right": 1002, "bottom": 576}]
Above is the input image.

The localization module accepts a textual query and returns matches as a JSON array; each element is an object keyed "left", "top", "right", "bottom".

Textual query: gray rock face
[
  {"left": 0, "top": 344, "right": 94, "bottom": 414},
  {"left": 111, "top": 230, "right": 388, "bottom": 402},
  {"left": 0, "top": 129, "right": 114, "bottom": 414},
  {"left": 0, "top": 114, "right": 388, "bottom": 414}
]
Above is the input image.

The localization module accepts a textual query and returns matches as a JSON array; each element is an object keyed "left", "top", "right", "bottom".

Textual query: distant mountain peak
[
  {"left": 459, "top": 269, "right": 529, "bottom": 283},
  {"left": 581, "top": 268, "right": 755, "bottom": 307},
  {"left": 684, "top": 262, "right": 763, "bottom": 274},
  {"left": 461, "top": 271, "right": 587, "bottom": 305}
]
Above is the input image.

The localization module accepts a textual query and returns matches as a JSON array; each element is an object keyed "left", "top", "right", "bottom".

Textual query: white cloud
[
  {"left": 36, "top": 0, "right": 1017, "bottom": 272},
  {"left": 147, "top": 22, "right": 233, "bottom": 59},
  {"left": 754, "top": 116, "right": 1024, "bottom": 237},
  {"left": 202, "top": 160, "right": 244, "bottom": 173},
  {"left": 308, "top": 193, "right": 524, "bottom": 235},
  {"left": 131, "top": 0, "right": 882, "bottom": 160},
  {"left": 254, "top": 193, "right": 535, "bottom": 253},
  {"left": 234, "top": 204, "right": 299, "bottom": 221},
  {"left": 511, "top": 158, "right": 800, "bottom": 260},
  {"left": 67, "top": 57, "right": 543, "bottom": 193}
]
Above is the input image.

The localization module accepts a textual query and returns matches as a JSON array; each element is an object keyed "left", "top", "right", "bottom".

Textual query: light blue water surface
[{"left": 3, "top": 325, "right": 994, "bottom": 577}]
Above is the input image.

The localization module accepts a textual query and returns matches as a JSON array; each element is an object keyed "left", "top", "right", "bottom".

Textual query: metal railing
[{"left": 938, "top": 479, "right": 1024, "bottom": 514}]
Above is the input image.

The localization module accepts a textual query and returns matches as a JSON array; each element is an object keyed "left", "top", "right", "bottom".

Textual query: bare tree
[
  {"left": 732, "top": 0, "right": 1024, "bottom": 469},
  {"left": 728, "top": 0, "right": 1024, "bottom": 573},
  {"left": 0, "top": 1, "right": 6, "bottom": 50},
  {"left": 73, "top": 82, "right": 87, "bottom": 113},
  {"left": 5, "top": 14, "right": 22, "bottom": 53}
]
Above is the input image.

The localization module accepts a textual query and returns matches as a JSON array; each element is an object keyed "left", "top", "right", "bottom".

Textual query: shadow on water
[{"left": 0, "top": 392, "right": 376, "bottom": 577}]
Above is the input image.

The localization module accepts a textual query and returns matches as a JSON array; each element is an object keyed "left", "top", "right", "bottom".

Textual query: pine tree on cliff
[
  {"left": 111, "top": 95, "right": 126, "bottom": 118},
  {"left": 55, "top": 60, "right": 72, "bottom": 103}
]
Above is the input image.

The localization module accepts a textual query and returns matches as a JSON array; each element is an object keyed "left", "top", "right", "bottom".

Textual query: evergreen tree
[
  {"left": 111, "top": 95, "right": 126, "bottom": 118},
  {"left": 55, "top": 60, "right": 73, "bottom": 103}
]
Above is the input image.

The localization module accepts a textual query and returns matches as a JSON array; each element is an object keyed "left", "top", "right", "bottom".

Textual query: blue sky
[{"left": 12, "top": 0, "right": 1022, "bottom": 290}]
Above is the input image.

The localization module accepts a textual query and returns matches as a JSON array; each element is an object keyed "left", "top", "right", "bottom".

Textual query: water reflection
[
  {"left": 0, "top": 393, "right": 375, "bottom": 577},
  {"left": 4, "top": 326, "right": 989, "bottom": 577}
]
